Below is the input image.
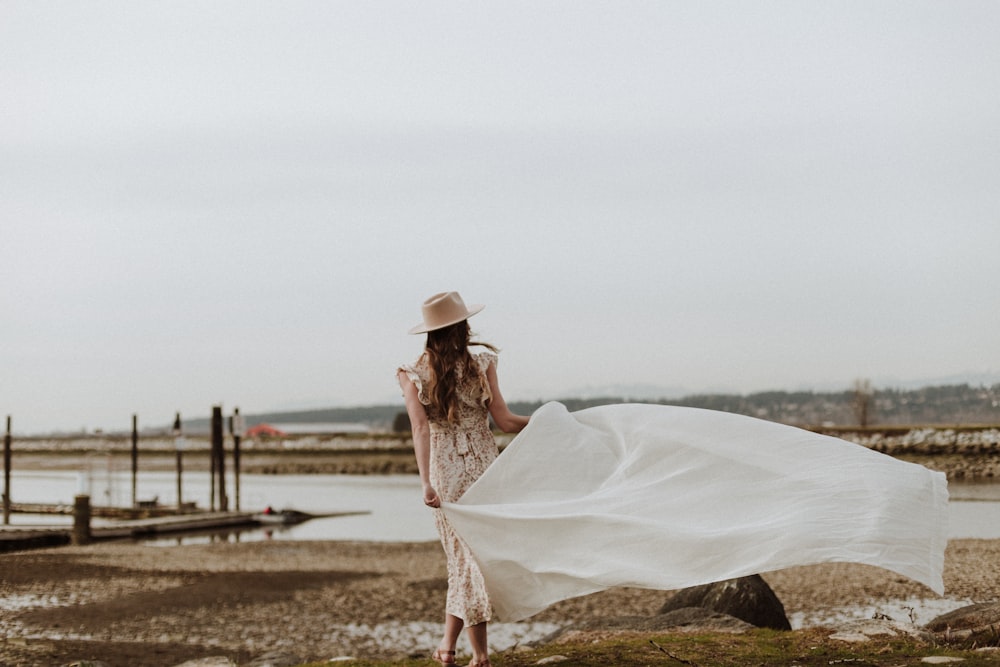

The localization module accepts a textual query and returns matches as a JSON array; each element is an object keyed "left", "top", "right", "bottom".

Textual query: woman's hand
[{"left": 423, "top": 484, "right": 441, "bottom": 508}]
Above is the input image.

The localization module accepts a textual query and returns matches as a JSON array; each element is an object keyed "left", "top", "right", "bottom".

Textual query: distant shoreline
[
  {"left": 5, "top": 440, "right": 999, "bottom": 481},
  {"left": 13, "top": 381, "right": 1000, "bottom": 438}
]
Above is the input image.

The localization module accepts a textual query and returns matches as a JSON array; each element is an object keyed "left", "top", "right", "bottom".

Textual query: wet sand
[{"left": 1, "top": 538, "right": 997, "bottom": 666}]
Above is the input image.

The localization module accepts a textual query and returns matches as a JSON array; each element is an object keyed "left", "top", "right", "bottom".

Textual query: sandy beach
[{"left": 1, "top": 537, "right": 998, "bottom": 666}]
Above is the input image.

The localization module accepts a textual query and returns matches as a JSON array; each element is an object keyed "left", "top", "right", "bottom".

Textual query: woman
[{"left": 397, "top": 291, "right": 529, "bottom": 667}]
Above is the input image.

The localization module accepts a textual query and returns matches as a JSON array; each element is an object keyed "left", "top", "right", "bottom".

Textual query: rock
[
  {"left": 925, "top": 602, "right": 1000, "bottom": 637},
  {"left": 535, "top": 657, "right": 570, "bottom": 664},
  {"left": 244, "top": 650, "right": 304, "bottom": 667},
  {"left": 658, "top": 574, "right": 791, "bottom": 630},
  {"left": 542, "top": 608, "right": 752, "bottom": 644},
  {"left": 921, "top": 657, "right": 965, "bottom": 664},
  {"left": 829, "top": 619, "right": 933, "bottom": 643},
  {"left": 655, "top": 607, "right": 755, "bottom": 633},
  {"left": 65, "top": 662, "right": 111, "bottom": 667},
  {"left": 169, "top": 658, "right": 235, "bottom": 667}
]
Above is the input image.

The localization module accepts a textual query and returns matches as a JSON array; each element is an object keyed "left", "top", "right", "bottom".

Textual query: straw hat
[{"left": 408, "top": 291, "right": 485, "bottom": 334}]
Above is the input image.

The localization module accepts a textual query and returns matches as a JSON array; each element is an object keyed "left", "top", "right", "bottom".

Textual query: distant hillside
[
  {"left": 509, "top": 383, "right": 1000, "bottom": 428},
  {"left": 172, "top": 383, "right": 1000, "bottom": 434}
]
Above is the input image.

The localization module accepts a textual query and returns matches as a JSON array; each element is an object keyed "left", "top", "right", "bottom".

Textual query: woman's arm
[
  {"left": 486, "top": 362, "right": 530, "bottom": 433},
  {"left": 397, "top": 370, "right": 440, "bottom": 508}
]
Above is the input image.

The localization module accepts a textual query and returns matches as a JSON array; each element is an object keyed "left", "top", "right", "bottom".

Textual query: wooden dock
[
  {"left": 0, "top": 526, "right": 70, "bottom": 551},
  {"left": 8, "top": 501, "right": 201, "bottom": 519},
  {"left": 2, "top": 511, "right": 261, "bottom": 553},
  {"left": 0, "top": 507, "right": 367, "bottom": 553},
  {"left": 92, "top": 510, "right": 260, "bottom": 539}
]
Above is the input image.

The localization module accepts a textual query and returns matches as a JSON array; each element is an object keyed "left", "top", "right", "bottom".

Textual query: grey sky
[{"left": 2, "top": 2, "right": 999, "bottom": 434}]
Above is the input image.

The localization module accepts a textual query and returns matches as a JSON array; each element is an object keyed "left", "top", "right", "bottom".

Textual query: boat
[{"left": 252, "top": 507, "right": 313, "bottom": 525}]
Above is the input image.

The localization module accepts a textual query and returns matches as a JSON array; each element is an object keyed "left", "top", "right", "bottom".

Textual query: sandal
[
  {"left": 432, "top": 648, "right": 457, "bottom": 665},
  {"left": 467, "top": 660, "right": 491, "bottom": 667}
]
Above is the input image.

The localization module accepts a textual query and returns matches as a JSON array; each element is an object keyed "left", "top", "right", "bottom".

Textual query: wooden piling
[
  {"left": 212, "top": 406, "right": 227, "bottom": 512},
  {"left": 72, "top": 494, "right": 91, "bottom": 545},
  {"left": 173, "top": 412, "right": 183, "bottom": 510},
  {"left": 131, "top": 414, "right": 139, "bottom": 508},
  {"left": 209, "top": 432, "right": 216, "bottom": 511},
  {"left": 3, "top": 416, "right": 11, "bottom": 525},
  {"left": 231, "top": 408, "right": 243, "bottom": 512}
]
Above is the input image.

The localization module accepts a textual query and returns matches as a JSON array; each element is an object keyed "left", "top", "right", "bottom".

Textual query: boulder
[
  {"left": 658, "top": 574, "right": 791, "bottom": 630},
  {"left": 655, "top": 607, "right": 755, "bottom": 633},
  {"left": 541, "top": 607, "right": 752, "bottom": 644},
  {"left": 925, "top": 602, "right": 1000, "bottom": 638},
  {"left": 244, "top": 650, "right": 304, "bottom": 667}
]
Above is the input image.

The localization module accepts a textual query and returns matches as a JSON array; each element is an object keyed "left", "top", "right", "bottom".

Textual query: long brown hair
[{"left": 424, "top": 321, "right": 498, "bottom": 423}]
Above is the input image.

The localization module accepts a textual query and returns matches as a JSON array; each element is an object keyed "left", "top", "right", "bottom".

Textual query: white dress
[
  {"left": 399, "top": 350, "right": 499, "bottom": 624},
  {"left": 442, "top": 401, "right": 949, "bottom": 622}
]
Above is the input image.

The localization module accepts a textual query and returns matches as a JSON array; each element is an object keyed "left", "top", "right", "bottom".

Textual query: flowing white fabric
[{"left": 442, "top": 402, "right": 948, "bottom": 622}]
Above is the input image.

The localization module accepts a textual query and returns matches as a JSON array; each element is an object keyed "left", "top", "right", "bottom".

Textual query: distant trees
[{"left": 171, "top": 383, "right": 998, "bottom": 434}]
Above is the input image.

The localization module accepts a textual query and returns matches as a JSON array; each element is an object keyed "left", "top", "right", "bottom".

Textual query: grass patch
[{"left": 297, "top": 627, "right": 1000, "bottom": 666}]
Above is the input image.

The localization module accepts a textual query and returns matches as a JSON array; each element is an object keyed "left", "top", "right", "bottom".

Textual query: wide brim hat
[{"left": 408, "top": 291, "right": 485, "bottom": 334}]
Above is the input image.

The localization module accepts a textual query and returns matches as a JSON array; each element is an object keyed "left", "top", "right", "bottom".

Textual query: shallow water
[
  {"left": 5, "top": 470, "right": 436, "bottom": 542},
  {"left": 788, "top": 595, "right": 974, "bottom": 630},
  {"left": 4, "top": 470, "right": 1000, "bottom": 543}
]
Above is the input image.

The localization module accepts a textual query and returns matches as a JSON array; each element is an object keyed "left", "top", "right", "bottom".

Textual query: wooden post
[
  {"left": 3, "top": 416, "right": 11, "bottom": 525},
  {"left": 209, "top": 411, "right": 216, "bottom": 511},
  {"left": 173, "top": 412, "right": 184, "bottom": 511},
  {"left": 72, "top": 494, "right": 91, "bottom": 545},
  {"left": 231, "top": 408, "right": 243, "bottom": 512},
  {"left": 211, "top": 406, "right": 227, "bottom": 512},
  {"left": 131, "top": 414, "right": 139, "bottom": 508}
]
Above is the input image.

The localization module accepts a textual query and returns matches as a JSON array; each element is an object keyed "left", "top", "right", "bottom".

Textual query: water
[
  {"left": 4, "top": 470, "right": 437, "bottom": 542},
  {"left": 4, "top": 469, "right": 1000, "bottom": 542}
]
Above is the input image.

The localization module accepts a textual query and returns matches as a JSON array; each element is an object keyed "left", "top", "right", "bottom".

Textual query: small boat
[{"left": 253, "top": 507, "right": 313, "bottom": 525}]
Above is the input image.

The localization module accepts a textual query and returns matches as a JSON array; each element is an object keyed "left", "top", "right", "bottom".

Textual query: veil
[{"left": 442, "top": 402, "right": 948, "bottom": 622}]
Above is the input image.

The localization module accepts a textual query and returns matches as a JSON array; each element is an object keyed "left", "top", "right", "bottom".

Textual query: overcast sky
[{"left": 2, "top": 2, "right": 999, "bottom": 434}]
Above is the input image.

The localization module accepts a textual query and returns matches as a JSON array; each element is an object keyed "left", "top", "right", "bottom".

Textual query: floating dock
[
  {"left": 0, "top": 486, "right": 372, "bottom": 553},
  {"left": 0, "top": 527, "right": 70, "bottom": 551},
  {"left": 0, "top": 511, "right": 258, "bottom": 552}
]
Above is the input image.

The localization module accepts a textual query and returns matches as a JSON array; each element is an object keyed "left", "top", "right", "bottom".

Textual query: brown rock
[
  {"left": 244, "top": 650, "right": 304, "bottom": 667},
  {"left": 654, "top": 607, "right": 755, "bottom": 633},
  {"left": 659, "top": 574, "right": 791, "bottom": 630},
  {"left": 542, "top": 607, "right": 753, "bottom": 644},
  {"left": 925, "top": 602, "right": 1000, "bottom": 635}
]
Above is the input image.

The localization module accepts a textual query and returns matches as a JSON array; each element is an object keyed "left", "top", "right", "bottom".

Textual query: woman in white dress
[
  {"left": 398, "top": 291, "right": 948, "bottom": 663},
  {"left": 398, "top": 292, "right": 529, "bottom": 667}
]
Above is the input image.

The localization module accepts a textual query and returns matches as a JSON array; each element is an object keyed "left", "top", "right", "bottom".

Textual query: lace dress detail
[{"left": 398, "top": 349, "right": 498, "bottom": 624}]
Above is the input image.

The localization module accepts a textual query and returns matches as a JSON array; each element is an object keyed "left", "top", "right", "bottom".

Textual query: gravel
[{"left": 1, "top": 538, "right": 997, "bottom": 666}]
